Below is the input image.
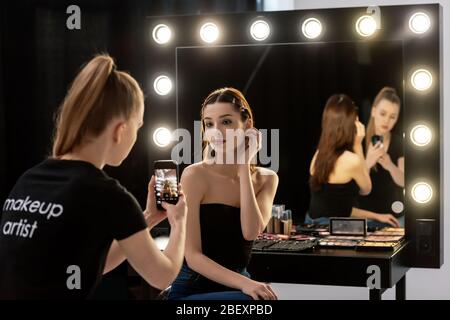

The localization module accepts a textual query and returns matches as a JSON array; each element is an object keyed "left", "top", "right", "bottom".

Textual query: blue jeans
[
  {"left": 168, "top": 263, "right": 253, "bottom": 300},
  {"left": 305, "top": 213, "right": 405, "bottom": 229},
  {"left": 304, "top": 213, "right": 330, "bottom": 226}
]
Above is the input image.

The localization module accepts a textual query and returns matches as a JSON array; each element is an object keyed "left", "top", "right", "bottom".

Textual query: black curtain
[
  {"left": 0, "top": 0, "right": 256, "bottom": 299},
  {"left": 0, "top": 0, "right": 257, "bottom": 206}
]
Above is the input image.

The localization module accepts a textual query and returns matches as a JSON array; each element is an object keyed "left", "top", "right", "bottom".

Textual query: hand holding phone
[
  {"left": 366, "top": 135, "right": 386, "bottom": 169},
  {"left": 154, "top": 160, "right": 179, "bottom": 211},
  {"left": 371, "top": 134, "right": 384, "bottom": 147},
  {"left": 143, "top": 175, "right": 167, "bottom": 228}
]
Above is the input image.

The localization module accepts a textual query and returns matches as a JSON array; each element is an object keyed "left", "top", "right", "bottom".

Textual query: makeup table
[
  {"left": 247, "top": 241, "right": 410, "bottom": 300},
  {"left": 125, "top": 233, "right": 409, "bottom": 300}
]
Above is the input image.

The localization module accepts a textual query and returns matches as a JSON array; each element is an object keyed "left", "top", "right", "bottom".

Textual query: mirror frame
[{"left": 145, "top": 4, "right": 443, "bottom": 268}]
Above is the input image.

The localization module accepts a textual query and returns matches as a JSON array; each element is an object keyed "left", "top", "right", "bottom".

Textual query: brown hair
[
  {"left": 200, "top": 87, "right": 257, "bottom": 174},
  {"left": 365, "top": 87, "right": 401, "bottom": 152},
  {"left": 52, "top": 54, "right": 143, "bottom": 157},
  {"left": 310, "top": 94, "right": 358, "bottom": 191}
]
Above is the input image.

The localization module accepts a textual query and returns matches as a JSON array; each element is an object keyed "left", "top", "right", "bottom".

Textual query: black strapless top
[
  {"left": 200, "top": 203, "right": 254, "bottom": 270},
  {"left": 309, "top": 180, "right": 359, "bottom": 218}
]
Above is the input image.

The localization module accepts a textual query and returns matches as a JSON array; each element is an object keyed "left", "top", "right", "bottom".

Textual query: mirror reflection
[{"left": 177, "top": 41, "right": 405, "bottom": 233}]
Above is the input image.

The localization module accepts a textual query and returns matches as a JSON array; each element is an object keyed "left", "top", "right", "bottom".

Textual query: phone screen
[
  {"left": 371, "top": 134, "right": 383, "bottom": 146},
  {"left": 155, "top": 168, "right": 179, "bottom": 208}
]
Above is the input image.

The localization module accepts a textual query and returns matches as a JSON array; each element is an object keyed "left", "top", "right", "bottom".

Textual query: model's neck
[{"left": 211, "top": 162, "right": 241, "bottom": 178}]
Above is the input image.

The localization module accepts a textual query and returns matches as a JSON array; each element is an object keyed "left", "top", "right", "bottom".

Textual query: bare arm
[
  {"left": 351, "top": 207, "right": 400, "bottom": 227},
  {"left": 117, "top": 218, "right": 186, "bottom": 290},
  {"left": 104, "top": 175, "right": 187, "bottom": 289},
  {"left": 103, "top": 176, "right": 181, "bottom": 275},
  {"left": 389, "top": 157, "right": 404, "bottom": 187},
  {"left": 103, "top": 240, "right": 126, "bottom": 274},
  {"left": 239, "top": 165, "right": 279, "bottom": 240}
]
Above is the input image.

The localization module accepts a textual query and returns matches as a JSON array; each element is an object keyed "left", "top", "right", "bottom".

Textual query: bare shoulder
[
  {"left": 340, "top": 151, "right": 363, "bottom": 168},
  {"left": 181, "top": 162, "right": 207, "bottom": 182},
  {"left": 180, "top": 163, "right": 208, "bottom": 203},
  {"left": 255, "top": 167, "right": 279, "bottom": 187}
]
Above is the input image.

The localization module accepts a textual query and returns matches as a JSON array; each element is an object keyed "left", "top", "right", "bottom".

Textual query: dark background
[
  {"left": 0, "top": 0, "right": 257, "bottom": 299},
  {"left": 177, "top": 41, "right": 404, "bottom": 224},
  {"left": 0, "top": 0, "right": 257, "bottom": 213}
]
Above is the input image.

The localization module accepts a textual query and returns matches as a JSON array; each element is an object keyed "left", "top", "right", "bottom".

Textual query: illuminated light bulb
[
  {"left": 409, "top": 12, "right": 431, "bottom": 34},
  {"left": 153, "top": 127, "right": 172, "bottom": 147},
  {"left": 152, "top": 24, "right": 172, "bottom": 44},
  {"left": 250, "top": 20, "right": 271, "bottom": 41},
  {"left": 153, "top": 75, "right": 172, "bottom": 96},
  {"left": 411, "top": 69, "right": 433, "bottom": 91},
  {"left": 302, "top": 18, "right": 322, "bottom": 39},
  {"left": 410, "top": 124, "right": 432, "bottom": 147},
  {"left": 411, "top": 182, "right": 433, "bottom": 204},
  {"left": 356, "top": 15, "right": 377, "bottom": 37},
  {"left": 200, "top": 22, "right": 219, "bottom": 43}
]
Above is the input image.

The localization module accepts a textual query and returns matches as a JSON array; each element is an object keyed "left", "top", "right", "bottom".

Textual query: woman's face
[
  {"left": 203, "top": 102, "right": 250, "bottom": 154},
  {"left": 371, "top": 99, "right": 400, "bottom": 135}
]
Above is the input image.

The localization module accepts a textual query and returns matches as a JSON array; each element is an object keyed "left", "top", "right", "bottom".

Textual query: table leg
[
  {"left": 369, "top": 288, "right": 382, "bottom": 300},
  {"left": 396, "top": 274, "right": 406, "bottom": 300}
]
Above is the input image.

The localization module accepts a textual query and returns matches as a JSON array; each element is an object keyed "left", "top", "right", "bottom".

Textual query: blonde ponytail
[{"left": 52, "top": 54, "right": 143, "bottom": 157}]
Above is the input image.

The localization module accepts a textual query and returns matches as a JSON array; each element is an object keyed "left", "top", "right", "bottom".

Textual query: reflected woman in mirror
[
  {"left": 306, "top": 94, "right": 377, "bottom": 224},
  {"left": 353, "top": 87, "right": 404, "bottom": 228},
  {"left": 167, "top": 87, "right": 279, "bottom": 300}
]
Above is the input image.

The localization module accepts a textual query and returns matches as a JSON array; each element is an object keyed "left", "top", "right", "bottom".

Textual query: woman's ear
[
  {"left": 246, "top": 118, "right": 253, "bottom": 129},
  {"left": 113, "top": 122, "right": 127, "bottom": 144}
]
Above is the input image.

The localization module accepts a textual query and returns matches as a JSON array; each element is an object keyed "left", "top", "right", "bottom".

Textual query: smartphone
[
  {"left": 153, "top": 160, "right": 179, "bottom": 211},
  {"left": 371, "top": 134, "right": 384, "bottom": 146}
]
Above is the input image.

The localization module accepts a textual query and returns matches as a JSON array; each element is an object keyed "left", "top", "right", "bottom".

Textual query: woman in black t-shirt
[
  {"left": 0, "top": 55, "right": 187, "bottom": 299},
  {"left": 354, "top": 87, "right": 404, "bottom": 228}
]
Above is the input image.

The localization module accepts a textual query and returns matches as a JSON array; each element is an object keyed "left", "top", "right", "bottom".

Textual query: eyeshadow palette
[
  {"left": 259, "top": 227, "right": 405, "bottom": 251},
  {"left": 369, "top": 229, "right": 405, "bottom": 237},
  {"left": 356, "top": 240, "right": 405, "bottom": 251},
  {"left": 252, "top": 238, "right": 319, "bottom": 252},
  {"left": 317, "top": 227, "right": 405, "bottom": 251},
  {"left": 364, "top": 235, "right": 403, "bottom": 242},
  {"left": 318, "top": 239, "right": 358, "bottom": 248}
]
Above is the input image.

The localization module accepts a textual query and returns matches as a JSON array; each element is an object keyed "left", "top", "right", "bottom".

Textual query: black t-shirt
[
  {"left": 356, "top": 134, "right": 404, "bottom": 216},
  {"left": 0, "top": 159, "right": 147, "bottom": 299}
]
